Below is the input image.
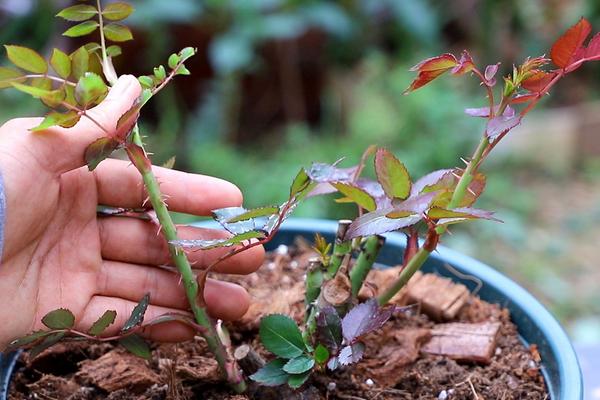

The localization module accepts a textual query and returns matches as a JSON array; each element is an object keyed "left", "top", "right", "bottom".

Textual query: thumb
[{"left": 37, "top": 75, "right": 142, "bottom": 174}]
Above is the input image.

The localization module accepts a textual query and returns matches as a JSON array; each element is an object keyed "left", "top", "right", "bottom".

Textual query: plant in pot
[{"left": 0, "top": 1, "right": 595, "bottom": 398}]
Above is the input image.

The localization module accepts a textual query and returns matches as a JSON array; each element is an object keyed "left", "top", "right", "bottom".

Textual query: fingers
[
  {"left": 94, "top": 158, "right": 243, "bottom": 215},
  {"left": 96, "top": 260, "right": 250, "bottom": 321},
  {"left": 98, "top": 217, "right": 264, "bottom": 274},
  {"left": 27, "top": 76, "right": 142, "bottom": 174}
]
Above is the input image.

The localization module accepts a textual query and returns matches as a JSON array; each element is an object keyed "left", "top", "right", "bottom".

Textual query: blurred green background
[{"left": 2, "top": 0, "right": 600, "bottom": 342}]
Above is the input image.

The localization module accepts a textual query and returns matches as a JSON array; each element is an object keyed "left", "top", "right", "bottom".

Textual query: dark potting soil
[{"left": 8, "top": 240, "right": 547, "bottom": 399}]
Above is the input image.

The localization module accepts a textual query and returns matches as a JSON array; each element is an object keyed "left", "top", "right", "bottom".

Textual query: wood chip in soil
[{"left": 8, "top": 239, "right": 548, "bottom": 399}]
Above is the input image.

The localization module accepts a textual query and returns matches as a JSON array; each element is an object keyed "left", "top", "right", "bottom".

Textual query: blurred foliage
[{"left": 2, "top": 0, "right": 600, "bottom": 336}]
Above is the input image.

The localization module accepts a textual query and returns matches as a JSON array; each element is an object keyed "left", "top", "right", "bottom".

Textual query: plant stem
[
  {"left": 96, "top": 0, "right": 108, "bottom": 68},
  {"left": 127, "top": 129, "right": 246, "bottom": 393},
  {"left": 326, "top": 220, "right": 352, "bottom": 279},
  {"left": 304, "top": 258, "right": 324, "bottom": 342},
  {"left": 349, "top": 235, "right": 385, "bottom": 298},
  {"left": 377, "top": 247, "right": 431, "bottom": 305}
]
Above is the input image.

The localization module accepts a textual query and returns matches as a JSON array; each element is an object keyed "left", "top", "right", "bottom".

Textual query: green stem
[
  {"left": 96, "top": 0, "right": 108, "bottom": 68},
  {"left": 349, "top": 235, "right": 385, "bottom": 298},
  {"left": 128, "top": 129, "right": 246, "bottom": 393},
  {"left": 326, "top": 220, "right": 352, "bottom": 279},
  {"left": 377, "top": 247, "right": 431, "bottom": 305}
]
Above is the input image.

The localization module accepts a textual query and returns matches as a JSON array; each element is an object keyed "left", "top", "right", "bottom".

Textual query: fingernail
[{"left": 106, "top": 75, "right": 134, "bottom": 100}]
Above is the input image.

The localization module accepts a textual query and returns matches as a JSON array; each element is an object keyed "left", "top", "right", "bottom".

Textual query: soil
[{"left": 8, "top": 239, "right": 547, "bottom": 400}]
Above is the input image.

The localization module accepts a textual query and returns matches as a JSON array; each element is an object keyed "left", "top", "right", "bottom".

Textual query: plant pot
[{"left": 0, "top": 218, "right": 583, "bottom": 399}]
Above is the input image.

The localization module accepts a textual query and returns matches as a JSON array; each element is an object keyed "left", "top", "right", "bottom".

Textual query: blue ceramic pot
[{"left": 0, "top": 218, "right": 583, "bottom": 399}]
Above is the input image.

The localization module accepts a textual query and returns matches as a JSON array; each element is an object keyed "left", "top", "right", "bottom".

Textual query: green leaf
[
  {"left": 70, "top": 47, "right": 89, "bottom": 80},
  {"left": 88, "top": 310, "right": 117, "bottom": 336},
  {"left": 119, "top": 334, "right": 151, "bottom": 359},
  {"left": 314, "top": 344, "right": 330, "bottom": 365},
  {"left": 332, "top": 183, "right": 377, "bottom": 212},
  {"left": 121, "top": 293, "right": 150, "bottom": 332},
  {"left": 106, "top": 45, "right": 122, "bottom": 57},
  {"left": 385, "top": 210, "right": 416, "bottom": 219},
  {"left": 179, "top": 47, "right": 196, "bottom": 62},
  {"left": 84, "top": 42, "right": 102, "bottom": 53},
  {"left": 31, "top": 111, "right": 81, "bottom": 131},
  {"left": 5, "top": 45, "right": 47, "bottom": 74},
  {"left": 168, "top": 53, "right": 180, "bottom": 69},
  {"left": 375, "top": 148, "right": 411, "bottom": 200},
  {"left": 290, "top": 168, "right": 310, "bottom": 198},
  {"left": 102, "top": 2, "right": 134, "bottom": 21},
  {"left": 172, "top": 230, "right": 266, "bottom": 250},
  {"left": 153, "top": 65, "right": 166, "bottom": 80},
  {"left": 56, "top": 4, "right": 98, "bottom": 21},
  {"left": 11, "top": 83, "right": 64, "bottom": 106},
  {"left": 287, "top": 371, "right": 311, "bottom": 389},
  {"left": 50, "top": 48, "right": 71, "bottom": 79},
  {"left": 138, "top": 75, "right": 154, "bottom": 89},
  {"left": 227, "top": 206, "right": 279, "bottom": 223},
  {"left": 8, "top": 330, "right": 52, "bottom": 350},
  {"left": 41, "top": 308, "right": 75, "bottom": 329},
  {"left": 75, "top": 72, "right": 108, "bottom": 107},
  {"left": 249, "top": 359, "right": 289, "bottom": 386},
  {"left": 30, "top": 77, "right": 52, "bottom": 91},
  {"left": 259, "top": 314, "right": 306, "bottom": 359},
  {"left": 63, "top": 21, "right": 99, "bottom": 37},
  {"left": 103, "top": 23, "right": 133, "bottom": 42},
  {"left": 0, "top": 66, "right": 25, "bottom": 88},
  {"left": 84, "top": 137, "right": 120, "bottom": 171},
  {"left": 283, "top": 355, "right": 315, "bottom": 374},
  {"left": 175, "top": 65, "right": 190, "bottom": 75},
  {"left": 29, "top": 332, "right": 66, "bottom": 359}
]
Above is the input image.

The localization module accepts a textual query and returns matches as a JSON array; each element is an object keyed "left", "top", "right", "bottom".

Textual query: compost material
[{"left": 8, "top": 240, "right": 547, "bottom": 399}]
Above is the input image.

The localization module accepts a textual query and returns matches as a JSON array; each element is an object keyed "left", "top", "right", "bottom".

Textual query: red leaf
[
  {"left": 404, "top": 53, "right": 458, "bottom": 93},
  {"left": 510, "top": 93, "right": 538, "bottom": 104},
  {"left": 550, "top": 18, "right": 591, "bottom": 69},
  {"left": 584, "top": 32, "right": 600, "bottom": 59},
  {"left": 115, "top": 102, "right": 141, "bottom": 141},
  {"left": 521, "top": 71, "right": 557, "bottom": 93},
  {"left": 451, "top": 51, "right": 475, "bottom": 75},
  {"left": 85, "top": 137, "right": 120, "bottom": 171}
]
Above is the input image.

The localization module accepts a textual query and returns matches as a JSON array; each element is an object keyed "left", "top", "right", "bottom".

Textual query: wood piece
[
  {"left": 405, "top": 272, "right": 470, "bottom": 320},
  {"left": 234, "top": 344, "right": 265, "bottom": 375},
  {"left": 421, "top": 321, "right": 501, "bottom": 364},
  {"left": 76, "top": 349, "right": 160, "bottom": 393}
]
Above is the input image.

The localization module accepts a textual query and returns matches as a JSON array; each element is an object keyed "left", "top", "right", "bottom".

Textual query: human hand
[{"left": 0, "top": 75, "right": 264, "bottom": 349}]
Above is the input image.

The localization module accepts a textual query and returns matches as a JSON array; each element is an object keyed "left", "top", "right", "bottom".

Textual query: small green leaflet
[
  {"left": 50, "top": 48, "right": 71, "bottom": 79},
  {"left": 31, "top": 111, "right": 80, "bottom": 132},
  {"left": 85, "top": 137, "right": 120, "bottom": 171},
  {"left": 29, "top": 332, "right": 66, "bottom": 359},
  {"left": 332, "top": 182, "right": 377, "bottom": 212},
  {"left": 287, "top": 371, "right": 311, "bottom": 389},
  {"left": 119, "top": 334, "right": 151, "bottom": 359},
  {"left": 227, "top": 206, "right": 279, "bottom": 223},
  {"left": 314, "top": 344, "right": 330, "bottom": 364},
  {"left": 70, "top": 47, "right": 90, "bottom": 80},
  {"left": 63, "top": 21, "right": 100, "bottom": 37},
  {"left": 8, "top": 331, "right": 51, "bottom": 350},
  {"left": 88, "top": 310, "right": 117, "bottom": 336},
  {"left": 283, "top": 355, "right": 315, "bottom": 374},
  {"left": 0, "top": 67, "right": 24, "bottom": 89},
  {"left": 249, "top": 358, "right": 289, "bottom": 386},
  {"left": 103, "top": 23, "right": 133, "bottom": 42},
  {"left": 374, "top": 148, "right": 411, "bottom": 200},
  {"left": 56, "top": 4, "right": 98, "bottom": 22},
  {"left": 41, "top": 308, "right": 75, "bottom": 330},
  {"left": 121, "top": 293, "right": 150, "bottom": 332},
  {"left": 75, "top": 72, "right": 108, "bottom": 107},
  {"left": 4, "top": 45, "right": 47, "bottom": 74},
  {"left": 289, "top": 168, "right": 310, "bottom": 198},
  {"left": 171, "top": 230, "right": 266, "bottom": 250},
  {"left": 259, "top": 314, "right": 306, "bottom": 359},
  {"left": 102, "top": 2, "right": 134, "bottom": 21}
]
